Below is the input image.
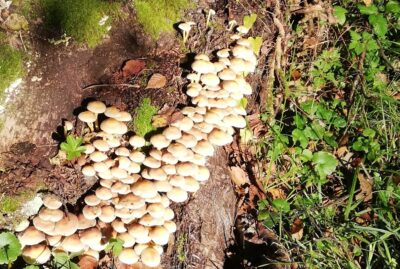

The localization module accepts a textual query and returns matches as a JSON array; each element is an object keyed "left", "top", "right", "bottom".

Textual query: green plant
[
  {"left": 130, "top": 97, "right": 159, "bottom": 137},
  {"left": 0, "top": 41, "right": 24, "bottom": 100},
  {"left": 134, "top": 0, "right": 190, "bottom": 40},
  {"left": 60, "top": 135, "right": 85, "bottom": 160},
  {"left": 105, "top": 238, "right": 124, "bottom": 257},
  {"left": 41, "top": 0, "right": 121, "bottom": 48},
  {"left": 0, "top": 232, "right": 22, "bottom": 267},
  {"left": 51, "top": 251, "right": 80, "bottom": 269}
]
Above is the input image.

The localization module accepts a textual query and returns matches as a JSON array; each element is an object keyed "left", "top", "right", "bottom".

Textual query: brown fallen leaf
[
  {"left": 78, "top": 255, "right": 98, "bottom": 269},
  {"left": 356, "top": 173, "right": 373, "bottom": 202},
  {"left": 146, "top": 73, "right": 167, "bottom": 89},
  {"left": 122, "top": 59, "right": 146, "bottom": 78},
  {"left": 363, "top": 0, "right": 373, "bottom": 6},
  {"left": 290, "top": 218, "right": 304, "bottom": 240},
  {"left": 229, "top": 166, "right": 250, "bottom": 186},
  {"left": 267, "top": 188, "right": 286, "bottom": 199},
  {"left": 152, "top": 106, "right": 184, "bottom": 128}
]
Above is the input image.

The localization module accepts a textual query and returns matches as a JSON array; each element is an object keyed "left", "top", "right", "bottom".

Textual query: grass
[
  {"left": 0, "top": 36, "right": 24, "bottom": 100},
  {"left": 134, "top": 0, "right": 190, "bottom": 39},
  {"left": 40, "top": 0, "right": 121, "bottom": 48},
  {"left": 130, "top": 97, "right": 159, "bottom": 137}
]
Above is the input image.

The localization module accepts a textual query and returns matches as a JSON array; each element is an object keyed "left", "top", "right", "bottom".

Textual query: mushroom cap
[
  {"left": 15, "top": 219, "right": 30, "bottom": 232},
  {"left": 193, "top": 140, "right": 214, "bottom": 156},
  {"left": 127, "top": 223, "right": 149, "bottom": 239},
  {"left": 194, "top": 122, "right": 215, "bottom": 133},
  {"left": 149, "top": 226, "right": 170, "bottom": 245},
  {"left": 176, "top": 133, "right": 197, "bottom": 148},
  {"left": 213, "top": 61, "right": 225, "bottom": 72},
  {"left": 33, "top": 216, "right": 56, "bottom": 235},
  {"left": 178, "top": 22, "right": 192, "bottom": 31},
  {"left": 93, "top": 139, "right": 110, "bottom": 152},
  {"left": 19, "top": 226, "right": 46, "bottom": 246},
  {"left": 111, "top": 182, "right": 131, "bottom": 195},
  {"left": 208, "top": 128, "right": 233, "bottom": 146},
  {"left": 89, "top": 241, "right": 108, "bottom": 252},
  {"left": 161, "top": 164, "right": 176, "bottom": 175},
  {"left": 146, "top": 203, "right": 165, "bottom": 219},
  {"left": 143, "top": 156, "right": 161, "bottom": 169},
  {"left": 176, "top": 162, "right": 198, "bottom": 177},
  {"left": 117, "top": 156, "right": 131, "bottom": 170},
  {"left": 100, "top": 179, "right": 115, "bottom": 189},
  {"left": 90, "top": 151, "right": 108, "bottom": 162},
  {"left": 42, "top": 195, "right": 62, "bottom": 210},
  {"left": 79, "top": 227, "right": 102, "bottom": 246},
  {"left": 82, "top": 205, "right": 101, "bottom": 220},
  {"left": 129, "top": 135, "right": 146, "bottom": 148},
  {"left": 217, "top": 48, "right": 230, "bottom": 58},
  {"left": 61, "top": 234, "right": 86, "bottom": 253},
  {"left": 106, "top": 137, "right": 121, "bottom": 148},
  {"left": 194, "top": 54, "right": 210, "bottom": 61},
  {"left": 22, "top": 244, "right": 51, "bottom": 265},
  {"left": 163, "top": 220, "right": 177, "bottom": 233},
  {"left": 84, "top": 144, "right": 95, "bottom": 154},
  {"left": 82, "top": 249, "right": 100, "bottom": 261},
  {"left": 169, "top": 175, "right": 185, "bottom": 188},
  {"left": 116, "top": 111, "right": 133, "bottom": 122},
  {"left": 93, "top": 162, "right": 109, "bottom": 173},
  {"left": 141, "top": 247, "right": 161, "bottom": 268},
  {"left": 193, "top": 166, "right": 210, "bottom": 182},
  {"left": 100, "top": 118, "right": 128, "bottom": 135},
  {"left": 87, "top": 101, "right": 106, "bottom": 114},
  {"left": 54, "top": 213, "right": 79, "bottom": 236},
  {"left": 99, "top": 205, "right": 116, "bottom": 223},
  {"left": 39, "top": 208, "right": 64, "bottom": 222},
  {"left": 191, "top": 153, "right": 207, "bottom": 166},
  {"left": 186, "top": 127, "right": 206, "bottom": 141},
  {"left": 154, "top": 180, "right": 173, "bottom": 192},
  {"left": 191, "top": 59, "right": 215, "bottom": 74},
  {"left": 237, "top": 38, "right": 252, "bottom": 47},
  {"left": 163, "top": 208, "right": 175, "bottom": 221},
  {"left": 223, "top": 114, "right": 246, "bottom": 128},
  {"left": 95, "top": 187, "right": 113, "bottom": 200},
  {"left": 200, "top": 73, "right": 220, "bottom": 86},
  {"left": 111, "top": 219, "right": 127, "bottom": 233},
  {"left": 166, "top": 187, "right": 188, "bottom": 203},
  {"left": 218, "top": 68, "right": 236, "bottom": 80},
  {"left": 111, "top": 167, "right": 128, "bottom": 179},
  {"left": 148, "top": 168, "right": 167, "bottom": 181},
  {"left": 78, "top": 111, "right": 97, "bottom": 123},
  {"left": 167, "top": 143, "right": 190, "bottom": 160},
  {"left": 105, "top": 106, "right": 121, "bottom": 118},
  {"left": 47, "top": 235, "right": 63, "bottom": 247},
  {"left": 162, "top": 126, "right": 182, "bottom": 140},
  {"left": 236, "top": 25, "right": 249, "bottom": 34},
  {"left": 115, "top": 147, "right": 130, "bottom": 157},
  {"left": 221, "top": 80, "right": 240, "bottom": 93},
  {"left": 232, "top": 45, "right": 253, "bottom": 59},
  {"left": 160, "top": 195, "right": 170, "bottom": 208},
  {"left": 149, "top": 149, "right": 163, "bottom": 161},
  {"left": 204, "top": 111, "right": 223, "bottom": 125},
  {"left": 131, "top": 180, "right": 158, "bottom": 199},
  {"left": 119, "top": 193, "right": 145, "bottom": 209},
  {"left": 182, "top": 176, "right": 200, "bottom": 192},
  {"left": 78, "top": 213, "right": 97, "bottom": 230},
  {"left": 139, "top": 214, "right": 164, "bottom": 227},
  {"left": 229, "top": 58, "right": 247, "bottom": 73},
  {"left": 129, "top": 151, "right": 146, "bottom": 163},
  {"left": 150, "top": 134, "right": 171, "bottom": 150},
  {"left": 161, "top": 152, "right": 178, "bottom": 165},
  {"left": 117, "top": 233, "right": 136, "bottom": 248},
  {"left": 82, "top": 165, "right": 96, "bottom": 177},
  {"left": 118, "top": 248, "right": 139, "bottom": 265},
  {"left": 187, "top": 73, "right": 200, "bottom": 82}
]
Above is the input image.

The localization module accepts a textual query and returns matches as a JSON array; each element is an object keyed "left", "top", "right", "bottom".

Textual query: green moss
[
  {"left": 134, "top": 0, "right": 190, "bottom": 39},
  {"left": 0, "top": 40, "right": 24, "bottom": 100},
  {"left": 130, "top": 97, "right": 159, "bottom": 137},
  {"left": 40, "top": 0, "right": 121, "bottom": 48},
  {"left": 0, "top": 190, "right": 37, "bottom": 214}
]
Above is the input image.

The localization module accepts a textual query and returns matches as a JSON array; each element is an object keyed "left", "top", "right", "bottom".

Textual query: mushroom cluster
[{"left": 15, "top": 24, "right": 258, "bottom": 267}]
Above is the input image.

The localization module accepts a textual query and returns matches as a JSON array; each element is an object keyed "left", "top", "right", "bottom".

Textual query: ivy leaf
[
  {"left": 368, "top": 14, "right": 388, "bottom": 37},
  {"left": 243, "top": 13, "right": 257, "bottom": 30},
  {"left": 312, "top": 151, "right": 338, "bottom": 179},
  {"left": 105, "top": 238, "right": 124, "bottom": 257},
  {"left": 247, "top": 36, "right": 262, "bottom": 55},
  {"left": 60, "top": 135, "right": 86, "bottom": 160},
  {"left": 271, "top": 199, "right": 290, "bottom": 213},
  {"left": 333, "top": 6, "right": 347, "bottom": 25},
  {"left": 358, "top": 4, "right": 378, "bottom": 15},
  {"left": 0, "top": 232, "right": 22, "bottom": 265}
]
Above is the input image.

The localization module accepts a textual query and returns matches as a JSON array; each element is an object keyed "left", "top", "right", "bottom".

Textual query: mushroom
[
  {"left": 150, "top": 134, "right": 171, "bottom": 150},
  {"left": 18, "top": 226, "right": 46, "bottom": 246},
  {"left": 54, "top": 213, "right": 78, "bottom": 236},
  {"left": 149, "top": 226, "right": 170, "bottom": 245},
  {"left": 228, "top": 20, "right": 237, "bottom": 31},
  {"left": 118, "top": 248, "right": 139, "bottom": 265},
  {"left": 117, "top": 233, "right": 136, "bottom": 248},
  {"left": 206, "top": 9, "right": 216, "bottom": 28},
  {"left": 22, "top": 244, "right": 51, "bottom": 265},
  {"left": 100, "top": 118, "right": 127, "bottom": 135},
  {"left": 178, "top": 21, "right": 195, "bottom": 44},
  {"left": 78, "top": 111, "right": 97, "bottom": 131},
  {"left": 129, "top": 135, "right": 146, "bottom": 148},
  {"left": 15, "top": 219, "right": 30, "bottom": 232},
  {"left": 166, "top": 187, "right": 188, "bottom": 203},
  {"left": 42, "top": 195, "right": 62, "bottom": 210},
  {"left": 140, "top": 247, "right": 161, "bottom": 267},
  {"left": 61, "top": 234, "right": 86, "bottom": 253}
]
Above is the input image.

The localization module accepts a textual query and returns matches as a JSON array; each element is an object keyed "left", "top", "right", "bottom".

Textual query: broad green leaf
[
  {"left": 238, "top": 97, "right": 248, "bottom": 109},
  {"left": 369, "top": 14, "right": 388, "bottom": 37},
  {"left": 0, "top": 232, "right": 22, "bottom": 264},
  {"left": 271, "top": 199, "right": 290, "bottom": 213},
  {"left": 312, "top": 151, "right": 338, "bottom": 179},
  {"left": 386, "top": 1, "right": 400, "bottom": 13},
  {"left": 300, "top": 149, "right": 313, "bottom": 162},
  {"left": 243, "top": 13, "right": 257, "bottom": 30},
  {"left": 105, "top": 238, "right": 124, "bottom": 257},
  {"left": 294, "top": 114, "right": 305, "bottom": 129},
  {"left": 362, "top": 128, "right": 376, "bottom": 138},
  {"left": 333, "top": 6, "right": 347, "bottom": 25},
  {"left": 247, "top": 36, "right": 262, "bottom": 55},
  {"left": 358, "top": 4, "right": 378, "bottom": 15},
  {"left": 24, "top": 266, "right": 40, "bottom": 269},
  {"left": 292, "top": 129, "right": 308, "bottom": 148}
]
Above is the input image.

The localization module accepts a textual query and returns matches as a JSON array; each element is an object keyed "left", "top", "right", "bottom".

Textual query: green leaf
[
  {"left": 300, "top": 149, "right": 313, "bottom": 162},
  {"left": 362, "top": 128, "right": 376, "bottom": 138},
  {"left": 312, "top": 151, "right": 338, "bottom": 179},
  {"left": 60, "top": 135, "right": 86, "bottom": 161},
  {"left": 238, "top": 97, "right": 248, "bottom": 109},
  {"left": 294, "top": 114, "right": 305, "bottom": 129},
  {"left": 0, "top": 232, "right": 22, "bottom": 264},
  {"left": 243, "top": 13, "right": 257, "bottom": 30},
  {"left": 333, "top": 6, "right": 347, "bottom": 25},
  {"left": 105, "top": 238, "right": 124, "bottom": 257},
  {"left": 292, "top": 129, "right": 309, "bottom": 148},
  {"left": 369, "top": 14, "right": 388, "bottom": 37},
  {"left": 386, "top": 1, "right": 400, "bottom": 13},
  {"left": 24, "top": 266, "right": 40, "bottom": 269},
  {"left": 247, "top": 36, "right": 262, "bottom": 55},
  {"left": 271, "top": 198, "right": 290, "bottom": 213},
  {"left": 358, "top": 4, "right": 378, "bottom": 15}
]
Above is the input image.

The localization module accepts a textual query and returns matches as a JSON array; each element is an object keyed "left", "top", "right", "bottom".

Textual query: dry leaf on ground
[
  {"left": 356, "top": 173, "right": 373, "bottom": 202},
  {"left": 122, "top": 59, "right": 146, "bottom": 78},
  {"left": 290, "top": 218, "right": 304, "bottom": 240},
  {"left": 146, "top": 73, "right": 167, "bottom": 89},
  {"left": 229, "top": 166, "right": 250, "bottom": 186},
  {"left": 78, "top": 255, "right": 98, "bottom": 269}
]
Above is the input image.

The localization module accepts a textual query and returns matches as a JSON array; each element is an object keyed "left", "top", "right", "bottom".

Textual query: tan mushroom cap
[
  {"left": 161, "top": 152, "right": 178, "bottom": 165},
  {"left": 146, "top": 203, "right": 165, "bottom": 219},
  {"left": 213, "top": 61, "right": 225, "bottom": 73},
  {"left": 22, "top": 244, "right": 51, "bottom": 265},
  {"left": 106, "top": 137, "right": 121, "bottom": 148},
  {"left": 186, "top": 127, "right": 206, "bottom": 141},
  {"left": 208, "top": 128, "right": 233, "bottom": 146},
  {"left": 117, "top": 232, "right": 135, "bottom": 248},
  {"left": 79, "top": 227, "right": 102, "bottom": 246},
  {"left": 93, "top": 139, "right": 110, "bottom": 152},
  {"left": 171, "top": 117, "right": 194, "bottom": 132},
  {"left": 161, "top": 164, "right": 176, "bottom": 175},
  {"left": 42, "top": 195, "right": 62, "bottom": 210},
  {"left": 82, "top": 205, "right": 101, "bottom": 220},
  {"left": 131, "top": 180, "right": 158, "bottom": 199},
  {"left": 105, "top": 106, "right": 121, "bottom": 118},
  {"left": 127, "top": 223, "right": 149, "bottom": 239},
  {"left": 82, "top": 165, "right": 96, "bottom": 177},
  {"left": 90, "top": 151, "right": 108, "bottom": 162},
  {"left": 61, "top": 234, "right": 86, "bottom": 253},
  {"left": 194, "top": 122, "right": 215, "bottom": 133},
  {"left": 78, "top": 213, "right": 96, "bottom": 230},
  {"left": 187, "top": 73, "right": 200, "bottom": 82},
  {"left": 141, "top": 247, "right": 161, "bottom": 268},
  {"left": 111, "top": 219, "right": 127, "bottom": 233},
  {"left": 163, "top": 220, "right": 177, "bottom": 233},
  {"left": 191, "top": 59, "right": 215, "bottom": 74},
  {"left": 176, "top": 133, "right": 197, "bottom": 148},
  {"left": 116, "top": 111, "right": 133, "bottom": 122},
  {"left": 111, "top": 167, "right": 128, "bottom": 179},
  {"left": 148, "top": 149, "right": 162, "bottom": 161},
  {"left": 232, "top": 45, "right": 253, "bottom": 59},
  {"left": 167, "top": 187, "right": 188, "bottom": 203},
  {"left": 162, "top": 126, "right": 182, "bottom": 140},
  {"left": 93, "top": 162, "right": 109, "bottom": 173},
  {"left": 47, "top": 235, "right": 62, "bottom": 247},
  {"left": 200, "top": 73, "right": 220, "bottom": 86},
  {"left": 149, "top": 226, "right": 170, "bottom": 245},
  {"left": 87, "top": 101, "right": 106, "bottom": 114},
  {"left": 84, "top": 144, "right": 95, "bottom": 154},
  {"left": 139, "top": 214, "right": 164, "bottom": 227},
  {"left": 193, "top": 140, "right": 214, "bottom": 156},
  {"left": 118, "top": 156, "right": 131, "bottom": 170},
  {"left": 154, "top": 180, "right": 173, "bottom": 192},
  {"left": 217, "top": 48, "right": 230, "bottom": 58},
  {"left": 182, "top": 176, "right": 200, "bottom": 192},
  {"left": 119, "top": 193, "right": 145, "bottom": 209},
  {"left": 100, "top": 118, "right": 128, "bottom": 135},
  {"left": 15, "top": 219, "right": 30, "bottom": 232},
  {"left": 82, "top": 249, "right": 100, "bottom": 261},
  {"left": 54, "top": 213, "right": 79, "bottom": 236},
  {"left": 118, "top": 248, "right": 139, "bottom": 265},
  {"left": 111, "top": 182, "right": 131, "bottom": 195},
  {"left": 19, "top": 226, "right": 46, "bottom": 246},
  {"left": 178, "top": 22, "right": 193, "bottom": 32},
  {"left": 150, "top": 134, "right": 171, "bottom": 150},
  {"left": 143, "top": 156, "right": 161, "bottom": 169},
  {"left": 194, "top": 53, "right": 210, "bottom": 61},
  {"left": 194, "top": 166, "right": 210, "bottom": 182},
  {"left": 78, "top": 111, "right": 97, "bottom": 123},
  {"left": 148, "top": 168, "right": 167, "bottom": 181},
  {"left": 89, "top": 240, "right": 108, "bottom": 252},
  {"left": 115, "top": 147, "right": 130, "bottom": 157},
  {"left": 100, "top": 179, "right": 114, "bottom": 189},
  {"left": 191, "top": 153, "right": 206, "bottom": 166},
  {"left": 218, "top": 68, "right": 236, "bottom": 80},
  {"left": 223, "top": 114, "right": 246, "bottom": 128},
  {"left": 163, "top": 208, "right": 175, "bottom": 221},
  {"left": 176, "top": 162, "right": 198, "bottom": 177},
  {"left": 169, "top": 175, "right": 185, "bottom": 188},
  {"left": 95, "top": 187, "right": 113, "bottom": 200},
  {"left": 129, "top": 135, "right": 146, "bottom": 148},
  {"left": 229, "top": 58, "right": 247, "bottom": 73},
  {"left": 39, "top": 208, "right": 64, "bottom": 222},
  {"left": 33, "top": 216, "right": 55, "bottom": 235},
  {"left": 129, "top": 150, "right": 146, "bottom": 164},
  {"left": 204, "top": 111, "right": 223, "bottom": 125},
  {"left": 99, "top": 205, "right": 116, "bottom": 223}
]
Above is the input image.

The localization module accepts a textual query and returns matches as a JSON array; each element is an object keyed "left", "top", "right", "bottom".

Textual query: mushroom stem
[
  {"left": 182, "top": 31, "right": 189, "bottom": 44},
  {"left": 228, "top": 20, "right": 237, "bottom": 31},
  {"left": 206, "top": 9, "right": 215, "bottom": 28},
  {"left": 88, "top": 122, "right": 95, "bottom": 132}
]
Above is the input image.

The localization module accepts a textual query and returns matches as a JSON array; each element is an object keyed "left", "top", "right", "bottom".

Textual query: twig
[
  {"left": 19, "top": 31, "right": 27, "bottom": 52},
  {"left": 81, "top": 83, "right": 140, "bottom": 90},
  {"left": 349, "top": 50, "right": 366, "bottom": 103}
]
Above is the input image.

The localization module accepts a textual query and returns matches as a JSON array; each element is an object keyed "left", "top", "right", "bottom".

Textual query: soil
[{"left": 0, "top": 0, "right": 281, "bottom": 268}]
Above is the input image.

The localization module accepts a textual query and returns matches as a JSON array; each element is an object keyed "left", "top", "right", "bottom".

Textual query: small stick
[{"left": 81, "top": 83, "right": 140, "bottom": 90}]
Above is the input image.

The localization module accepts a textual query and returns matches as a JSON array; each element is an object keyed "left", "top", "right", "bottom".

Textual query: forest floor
[{"left": 0, "top": 0, "right": 399, "bottom": 269}]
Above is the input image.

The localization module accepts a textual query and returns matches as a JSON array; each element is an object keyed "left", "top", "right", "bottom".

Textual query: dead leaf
[
  {"left": 229, "top": 166, "right": 250, "bottom": 186},
  {"left": 356, "top": 173, "right": 373, "bottom": 202},
  {"left": 290, "top": 218, "right": 303, "bottom": 240},
  {"left": 336, "top": 146, "right": 348, "bottom": 158},
  {"left": 122, "top": 59, "right": 146, "bottom": 78},
  {"left": 78, "top": 255, "right": 98, "bottom": 269},
  {"left": 267, "top": 188, "right": 286, "bottom": 199},
  {"left": 152, "top": 106, "right": 183, "bottom": 128},
  {"left": 291, "top": 69, "right": 301, "bottom": 80},
  {"left": 146, "top": 73, "right": 167, "bottom": 89},
  {"left": 363, "top": 0, "right": 373, "bottom": 6}
]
